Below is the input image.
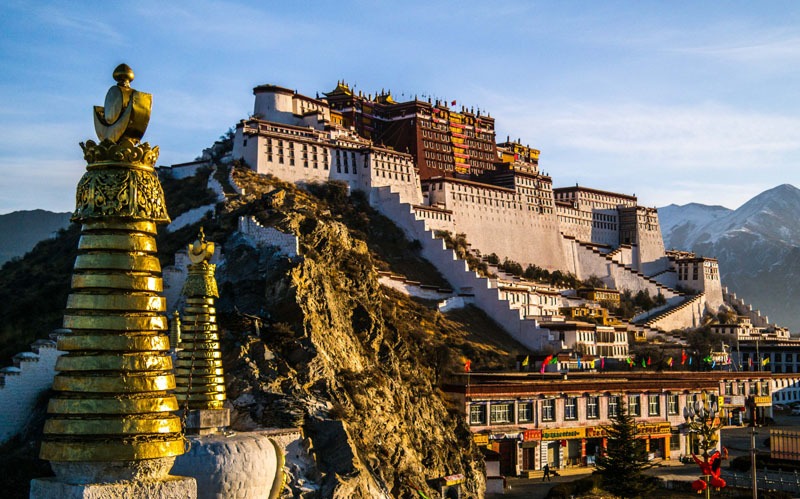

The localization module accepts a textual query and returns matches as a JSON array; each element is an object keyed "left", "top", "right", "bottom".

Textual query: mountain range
[
  {"left": 659, "top": 183, "right": 800, "bottom": 332},
  {"left": 0, "top": 210, "right": 71, "bottom": 265}
]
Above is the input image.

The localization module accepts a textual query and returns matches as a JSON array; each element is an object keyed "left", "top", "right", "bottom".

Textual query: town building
[{"left": 445, "top": 371, "right": 773, "bottom": 477}]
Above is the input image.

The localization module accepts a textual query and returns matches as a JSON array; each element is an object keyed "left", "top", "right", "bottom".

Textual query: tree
[{"left": 594, "top": 399, "right": 657, "bottom": 498}]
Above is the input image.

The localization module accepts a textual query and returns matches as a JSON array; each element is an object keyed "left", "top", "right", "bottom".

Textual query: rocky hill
[
  {"left": 1, "top": 163, "right": 527, "bottom": 498},
  {"left": 0, "top": 210, "right": 71, "bottom": 265},
  {"left": 659, "top": 184, "right": 800, "bottom": 331}
]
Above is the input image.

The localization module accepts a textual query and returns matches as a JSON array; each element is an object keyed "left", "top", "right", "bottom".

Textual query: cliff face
[{"left": 218, "top": 172, "right": 508, "bottom": 498}]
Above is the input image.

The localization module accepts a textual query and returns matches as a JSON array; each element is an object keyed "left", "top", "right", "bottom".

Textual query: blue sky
[{"left": 2, "top": 0, "right": 800, "bottom": 213}]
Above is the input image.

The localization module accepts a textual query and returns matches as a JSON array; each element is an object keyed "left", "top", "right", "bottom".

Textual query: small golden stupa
[
  {"left": 39, "top": 64, "right": 184, "bottom": 473},
  {"left": 174, "top": 229, "right": 229, "bottom": 433}
]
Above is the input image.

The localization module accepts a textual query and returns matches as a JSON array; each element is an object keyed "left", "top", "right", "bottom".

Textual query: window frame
[
  {"left": 564, "top": 397, "right": 578, "bottom": 420},
  {"left": 469, "top": 404, "right": 486, "bottom": 426},
  {"left": 542, "top": 399, "right": 555, "bottom": 422},
  {"left": 628, "top": 394, "right": 641, "bottom": 417},
  {"left": 586, "top": 396, "right": 599, "bottom": 419},
  {"left": 489, "top": 402, "right": 514, "bottom": 425},
  {"left": 648, "top": 394, "right": 661, "bottom": 416}
]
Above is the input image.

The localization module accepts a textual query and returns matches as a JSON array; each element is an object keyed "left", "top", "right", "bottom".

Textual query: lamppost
[{"left": 683, "top": 392, "right": 725, "bottom": 498}]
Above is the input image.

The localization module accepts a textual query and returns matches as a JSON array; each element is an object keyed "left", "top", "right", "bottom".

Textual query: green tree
[{"left": 594, "top": 399, "right": 656, "bottom": 498}]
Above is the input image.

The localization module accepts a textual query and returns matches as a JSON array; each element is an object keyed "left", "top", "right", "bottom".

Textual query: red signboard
[{"left": 523, "top": 429, "right": 542, "bottom": 441}]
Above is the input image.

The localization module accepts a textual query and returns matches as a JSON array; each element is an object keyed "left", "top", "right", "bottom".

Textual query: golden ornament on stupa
[
  {"left": 40, "top": 64, "right": 184, "bottom": 463},
  {"left": 174, "top": 228, "right": 227, "bottom": 414}
]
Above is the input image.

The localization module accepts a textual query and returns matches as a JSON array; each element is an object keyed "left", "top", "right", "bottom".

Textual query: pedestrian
[{"left": 542, "top": 463, "right": 551, "bottom": 482}]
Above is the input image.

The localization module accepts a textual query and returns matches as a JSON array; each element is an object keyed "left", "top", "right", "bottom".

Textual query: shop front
[
  {"left": 541, "top": 428, "right": 586, "bottom": 469},
  {"left": 587, "top": 422, "right": 673, "bottom": 460},
  {"left": 720, "top": 395, "right": 746, "bottom": 426}
]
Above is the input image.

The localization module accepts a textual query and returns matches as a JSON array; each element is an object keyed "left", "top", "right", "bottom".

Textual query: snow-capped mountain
[{"left": 659, "top": 184, "right": 800, "bottom": 331}]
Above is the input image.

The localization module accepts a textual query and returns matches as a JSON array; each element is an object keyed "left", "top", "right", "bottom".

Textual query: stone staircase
[
  {"left": 569, "top": 238, "right": 681, "bottom": 299},
  {"left": 632, "top": 293, "right": 706, "bottom": 342}
]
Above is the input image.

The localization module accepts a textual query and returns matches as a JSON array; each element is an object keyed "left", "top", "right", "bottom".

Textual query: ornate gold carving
[
  {"left": 93, "top": 63, "right": 152, "bottom": 143},
  {"left": 188, "top": 227, "right": 214, "bottom": 264},
  {"left": 182, "top": 266, "right": 219, "bottom": 298},
  {"left": 73, "top": 164, "right": 169, "bottom": 223},
  {"left": 80, "top": 138, "right": 159, "bottom": 168}
]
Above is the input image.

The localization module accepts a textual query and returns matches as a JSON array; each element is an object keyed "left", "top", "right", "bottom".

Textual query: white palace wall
[
  {"left": 0, "top": 336, "right": 64, "bottom": 444},
  {"left": 427, "top": 181, "right": 568, "bottom": 271}
]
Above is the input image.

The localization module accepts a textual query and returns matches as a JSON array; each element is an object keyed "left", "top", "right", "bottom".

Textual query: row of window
[{"left": 469, "top": 394, "right": 682, "bottom": 426}]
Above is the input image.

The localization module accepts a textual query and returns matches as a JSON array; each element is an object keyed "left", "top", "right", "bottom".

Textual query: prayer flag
[
  {"left": 667, "top": 357, "right": 674, "bottom": 367},
  {"left": 464, "top": 360, "right": 471, "bottom": 372},
  {"left": 762, "top": 357, "right": 770, "bottom": 366},
  {"left": 541, "top": 354, "right": 553, "bottom": 374},
  {"left": 601, "top": 357, "right": 605, "bottom": 370},
  {"left": 522, "top": 355, "right": 529, "bottom": 367},
  {"left": 451, "top": 100, "right": 456, "bottom": 106},
  {"left": 577, "top": 355, "right": 582, "bottom": 369},
  {"left": 681, "top": 349, "right": 687, "bottom": 365},
  {"left": 689, "top": 357, "right": 693, "bottom": 365},
  {"left": 549, "top": 356, "right": 559, "bottom": 365},
  {"left": 641, "top": 358, "right": 646, "bottom": 368},
  {"left": 647, "top": 356, "right": 652, "bottom": 366}
]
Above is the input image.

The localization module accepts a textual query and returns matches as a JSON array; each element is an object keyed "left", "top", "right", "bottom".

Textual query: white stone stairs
[
  {"left": 369, "top": 186, "right": 555, "bottom": 352},
  {"left": 569, "top": 237, "right": 682, "bottom": 299}
]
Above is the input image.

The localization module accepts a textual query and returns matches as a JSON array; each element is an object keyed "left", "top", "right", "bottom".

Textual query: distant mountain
[
  {"left": 0, "top": 210, "right": 72, "bottom": 265},
  {"left": 659, "top": 184, "right": 800, "bottom": 331}
]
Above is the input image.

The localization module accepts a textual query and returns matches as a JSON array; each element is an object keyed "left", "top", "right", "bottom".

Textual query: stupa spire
[
  {"left": 37, "top": 65, "right": 189, "bottom": 491},
  {"left": 173, "top": 228, "right": 229, "bottom": 433}
]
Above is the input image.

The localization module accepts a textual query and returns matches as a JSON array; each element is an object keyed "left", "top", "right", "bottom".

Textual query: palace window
[
  {"left": 518, "top": 402, "right": 533, "bottom": 423},
  {"left": 628, "top": 395, "right": 641, "bottom": 417},
  {"left": 725, "top": 382, "right": 733, "bottom": 395},
  {"left": 648, "top": 395, "right": 661, "bottom": 416},
  {"left": 587, "top": 396, "right": 599, "bottom": 419},
  {"left": 565, "top": 397, "right": 578, "bottom": 420},
  {"left": 469, "top": 404, "right": 486, "bottom": 426},
  {"left": 608, "top": 396, "right": 620, "bottom": 418},
  {"left": 668, "top": 394, "right": 679, "bottom": 415},
  {"left": 542, "top": 399, "right": 555, "bottom": 422},
  {"left": 490, "top": 402, "right": 514, "bottom": 425},
  {"left": 761, "top": 383, "right": 770, "bottom": 396}
]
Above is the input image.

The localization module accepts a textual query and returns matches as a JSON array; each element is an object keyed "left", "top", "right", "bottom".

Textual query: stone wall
[
  {"left": 0, "top": 334, "right": 65, "bottom": 444},
  {"left": 237, "top": 216, "right": 299, "bottom": 257}
]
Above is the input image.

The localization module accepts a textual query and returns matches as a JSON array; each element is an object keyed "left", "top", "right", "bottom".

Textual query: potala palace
[{"left": 215, "top": 81, "right": 793, "bottom": 362}]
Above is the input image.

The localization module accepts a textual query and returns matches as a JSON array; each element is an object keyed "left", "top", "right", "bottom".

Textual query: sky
[{"left": 2, "top": 0, "right": 800, "bottom": 214}]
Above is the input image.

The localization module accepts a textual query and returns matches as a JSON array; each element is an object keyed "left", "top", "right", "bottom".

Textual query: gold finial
[
  {"left": 93, "top": 63, "right": 152, "bottom": 143},
  {"left": 188, "top": 227, "right": 215, "bottom": 265}
]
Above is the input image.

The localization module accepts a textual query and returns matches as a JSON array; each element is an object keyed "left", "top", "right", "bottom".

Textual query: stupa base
[{"left": 30, "top": 474, "right": 197, "bottom": 499}]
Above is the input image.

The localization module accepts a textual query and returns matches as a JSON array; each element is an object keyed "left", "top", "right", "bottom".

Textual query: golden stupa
[
  {"left": 39, "top": 64, "right": 184, "bottom": 465},
  {"left": 174, "top": 229, "right": 227, "bottom": 421}
]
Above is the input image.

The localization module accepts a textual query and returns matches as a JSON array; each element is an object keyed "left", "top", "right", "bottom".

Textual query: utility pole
[{"left": 750, "top": 426, "right": 758, "bottom": 499}]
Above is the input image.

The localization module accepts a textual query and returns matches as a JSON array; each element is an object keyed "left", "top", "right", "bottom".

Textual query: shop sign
[
  {"left": 523, "top": 429, "right": 542, "bottom": 441},
  {"left": 473, "top": 434, "right": 489, "bottom": 446},
  {"left": 723, "top": 396, "right": 746, "bottom": 406},
  {"left": 541, "top": 428, "right": 585, "bottom": 440},
  {"left": 637, "top": 422, "right": 672, "bottom": 436},
  {"left": 586, "top": 423, "right": 671, "bottom": 438},
  {"left": 586, "top": 426, "right": 607, "bottom": 438},
  {"left": 441, "top": 474, "right": 466, "bottom": 486},
  {"left": 754, "top": 396, "right": 772, "bottom": 406}
]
